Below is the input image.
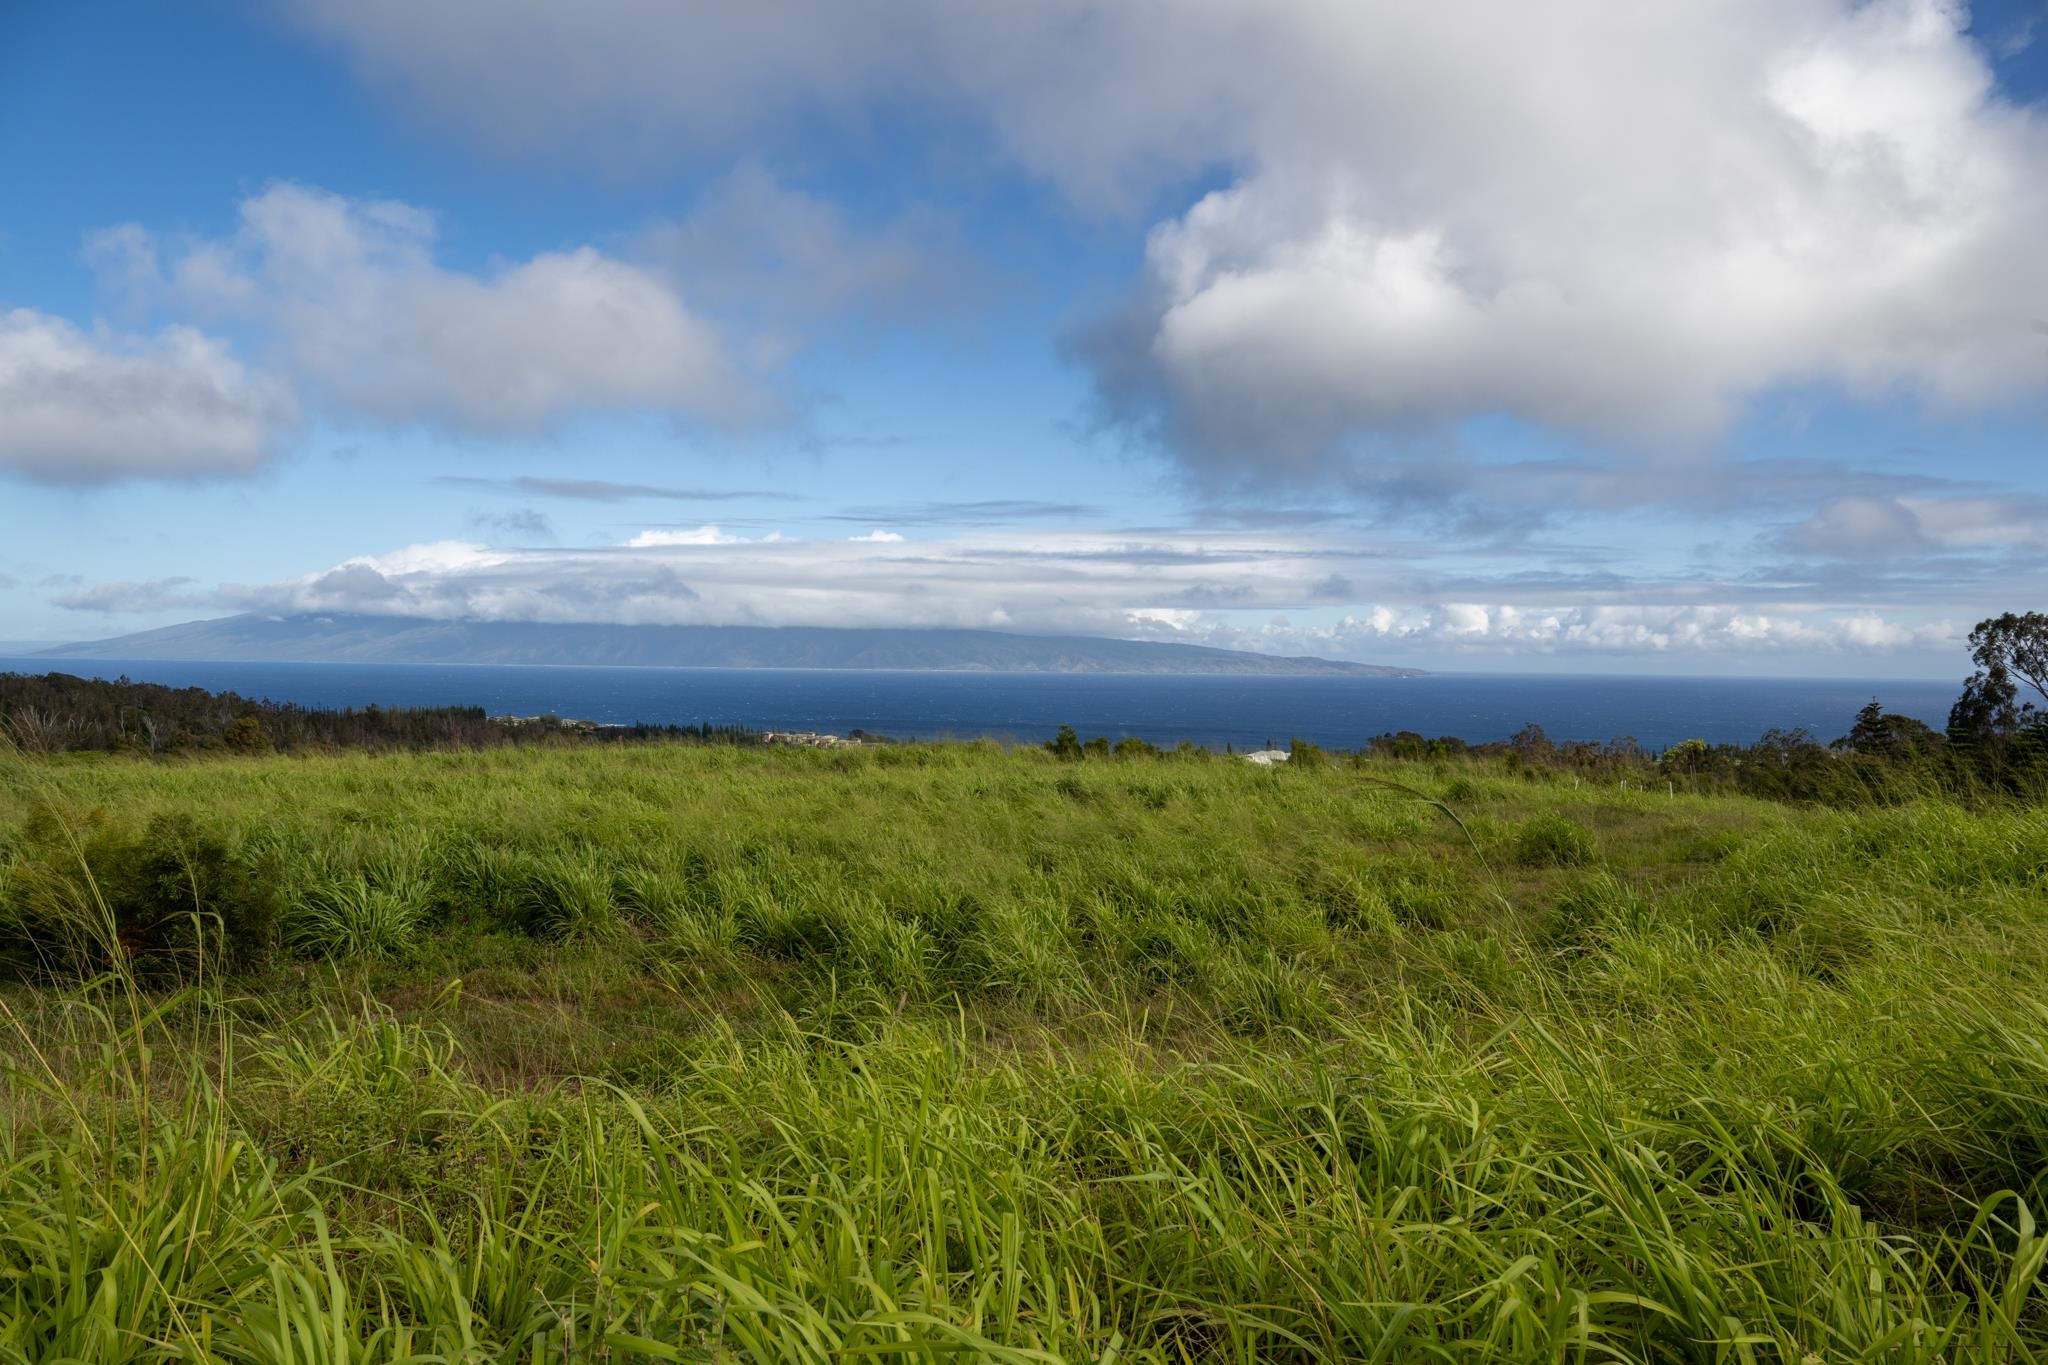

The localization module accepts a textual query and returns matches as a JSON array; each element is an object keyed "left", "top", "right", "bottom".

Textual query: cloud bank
[{"left": 180, "top": 528, "right": 1962, "bottom": 662}]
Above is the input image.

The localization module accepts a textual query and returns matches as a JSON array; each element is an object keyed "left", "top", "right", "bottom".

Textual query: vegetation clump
[
  {"left": 0, "top": 669, "right": 755, "bottom": 755},
  {"left": 1512, "top": 810, "right": 1596, "bottom": 866}
]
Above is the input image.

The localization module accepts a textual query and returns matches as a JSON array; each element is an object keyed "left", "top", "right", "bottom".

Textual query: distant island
[{"left": 38, "top": 613, "right": 1426, "bottom": 677}]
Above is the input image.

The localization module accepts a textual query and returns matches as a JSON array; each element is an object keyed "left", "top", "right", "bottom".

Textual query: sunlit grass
[{"left": 1, "top": 740, "right": 2044, "bottom": 1359}]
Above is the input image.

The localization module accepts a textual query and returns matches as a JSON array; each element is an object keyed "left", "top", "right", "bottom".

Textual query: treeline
[
  {"left": 1047, "top": 610, "right": 2048, "bottom": 804},
  {"left": 1046, "top": 606, "right": 2048, "bottom": 806},
  {"left": 0, "top": 672, "right": 760, "bottom": 755},
  {"left": 1350, "top": 703, "right": 2047, "bottom": 803},
  {"left": 1034, "top": 706, "right": 2046, "bottom": 803}
]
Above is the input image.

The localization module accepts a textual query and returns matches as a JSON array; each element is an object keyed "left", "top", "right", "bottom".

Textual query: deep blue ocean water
[{"left": 0, "top": 656, "right": 1962, "bottom": 751}]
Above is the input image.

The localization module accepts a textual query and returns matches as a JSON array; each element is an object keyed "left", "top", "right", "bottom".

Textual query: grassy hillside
[{"left": 1, "top": 741, "right": 2045, "bottom": 1361}]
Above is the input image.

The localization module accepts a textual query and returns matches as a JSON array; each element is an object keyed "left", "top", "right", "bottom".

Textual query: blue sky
[{"left": 2, "top": 0, "right": 2045, "bottom": 675}]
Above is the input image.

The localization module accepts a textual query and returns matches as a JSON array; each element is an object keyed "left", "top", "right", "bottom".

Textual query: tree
[
  {"left": 1844, "top": 699, "right": 1942, "bottom": 761},
  {"left": 1372, "top": 730, "right": 1427, "bottom": 760},
  {"left": 221, "top": 715, "right": 273, "bottom": 754},
  {"left": 1509, "top": 723, "right": 1557, "bottom": 761},
  {"left": 1045, "top": 724, "right": 1082, "bottom": 760},
  {"left": 1976, "top": 612, "right": 2048, "bottom": 706},
  {"left": 1753, "top": 727, "right": 1822, "bottom": 762},
  {"left": 1951, "top": 612, "right": 2048, "bottom": 742},
  {"left": 1661, "top": 738, "right": 1712, "bottom": 776}
]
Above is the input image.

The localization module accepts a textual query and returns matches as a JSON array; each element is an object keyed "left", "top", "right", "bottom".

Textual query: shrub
[
  {"left": 1514, "top": 813, "right": 1595, "bottom": 867},
  {"left": 221, "top": 715, "right": 273, "bottom": 754},
  {"left": 1288, "top": 736, "right": 1328, "bottom": 765},
  {"left": 0, "top": 806, "right": 278, "bottom": 977}
]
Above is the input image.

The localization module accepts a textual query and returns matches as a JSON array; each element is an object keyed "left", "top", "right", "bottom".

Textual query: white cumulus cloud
[
  {"left": 0, "top": 309, "right": 296, "bottom": 484},
  {"left": 1080, "top": 0, "right": 2048, "bottom": 475},
  {"left": 91, "top": 183, "right": 764, "bottom": 436},
  {"left": 627, "top": 526, "right": 748, "bottom": 547}
]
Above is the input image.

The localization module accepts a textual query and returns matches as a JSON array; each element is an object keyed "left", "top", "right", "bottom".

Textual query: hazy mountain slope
[{"left": 41, "top": 614, "right": 1425, "bottom": 676}]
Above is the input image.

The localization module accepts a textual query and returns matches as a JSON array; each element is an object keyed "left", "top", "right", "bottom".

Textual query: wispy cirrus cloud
[
  {"left": 823, "top": 499, "right": 1101, "bottom": 526},
  {"left": 50, "top": 576, "right": 206, "bottom": 614},
  {"left": 467, "top": 508, "right": 557, "bottom": 544},
  {"left": 434, "top": 476, "right": 806, "bottom": 503},
  {"left": 638, "top": 162, "right": 981, "bottom": 333}
]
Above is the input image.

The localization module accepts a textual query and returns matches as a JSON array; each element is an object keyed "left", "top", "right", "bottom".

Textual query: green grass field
[{"left": 2, "top": 740, "right": 2046, "bottom": 1361}]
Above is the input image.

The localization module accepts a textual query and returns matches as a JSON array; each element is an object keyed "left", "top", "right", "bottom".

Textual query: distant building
[
  {"left": 1242, "top": 749, "right": 1290, "bottom": 766},
  {"left": 762, "top": 730, "right": 862, "bottom": 748}
]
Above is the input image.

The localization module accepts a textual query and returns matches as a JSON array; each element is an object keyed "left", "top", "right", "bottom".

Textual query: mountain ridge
[{"left": 38, "top": 614, "right": 1426, "bottom": 677}]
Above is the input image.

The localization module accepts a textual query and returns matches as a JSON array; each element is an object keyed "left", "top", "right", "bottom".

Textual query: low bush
[
  {"left": 0, "top": 805, "right": 278, "bottom": 976},
  {"left": 1514, "top": 812, "right": 1596, "bottom": 867}
]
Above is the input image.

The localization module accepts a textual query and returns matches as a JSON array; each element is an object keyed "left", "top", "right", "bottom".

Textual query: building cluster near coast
[
  {"left": 511, "top": 717, "right": 874, "bottom": 748},
  {"left": 760, "top": 729, "right": 868, "bottom": 748}
]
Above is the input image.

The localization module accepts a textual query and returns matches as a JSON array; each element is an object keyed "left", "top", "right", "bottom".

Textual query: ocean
[{"left": 0, "top": 656, "right": 1963, "bottom": 752}]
